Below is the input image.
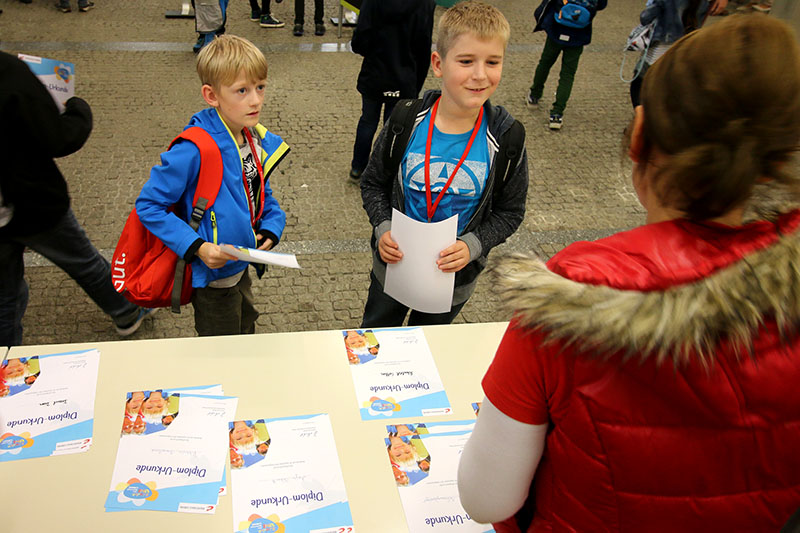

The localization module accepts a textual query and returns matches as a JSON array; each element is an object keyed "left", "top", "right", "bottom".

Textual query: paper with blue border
[
  {"left": 0, "top": 349, "right": 100, "bottom": 462},
  {"left": 18, "top": 54, "right": 75, "bottom": 112},
  {"left": 344, "top": 327, "right": 451, "bottom": 420},
  {"left": 387, "top": 424, "right": 493, "bottom": 532},
  {"left": 230, "top": 413, "right": 353, "bottom": 533},
  {"left": 105, "top": 393, "right": 237, "bottom": 514}
]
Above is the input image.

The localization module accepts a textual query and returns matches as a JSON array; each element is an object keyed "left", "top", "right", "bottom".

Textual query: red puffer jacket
[{"left": 483, "top": 209, "right": 800, "bottom": 532}]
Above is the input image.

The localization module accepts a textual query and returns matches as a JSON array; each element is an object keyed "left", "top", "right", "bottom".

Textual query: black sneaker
[
  {"left": 56, "top": 2, "right": 71, "bottom": 12},
  {"left": 349, "top": 168, "right": 363, "bottom": 182},
  {"left": 549, "top": 113, "right": 563, "bottom": 130},
  {"left": 293, "top": 23, "right": 304, "bottom": 36},
  {"left": 525, "top": 93, "right": 539, "bottom": 108},
  {"left": 78, "top": 1, "right": 94, "bottom": 11},
  {"left": 315, "top": 23, "right": 325, "bottom": 36},
  {"left": 260, "top": 14, "right": 284, "bottom": 28},
  {"left": 250, "top": 8, "right": 260, "bottom": 21}
]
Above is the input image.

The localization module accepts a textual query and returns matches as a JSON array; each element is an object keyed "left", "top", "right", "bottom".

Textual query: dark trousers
[
  {"left": 360, "top": 272, "right": 466, "bottom": 328},
  {"left": 529, "top": 36, "right": 584, "bottom": 116},
  {"left": 0, "top": 209, "right": 141, "bottom": 346},
  {"left": 192, "top": 268, "right": 258, "bottom": 336},
  {"left": 248, "top": 0, "right": 270, "bottom": 14},
  {"left": 294, "top": 0, "right": 323, "bottom": 24},
  {"left": 351, "top": 94, "right": 399, "bottom": 173}
]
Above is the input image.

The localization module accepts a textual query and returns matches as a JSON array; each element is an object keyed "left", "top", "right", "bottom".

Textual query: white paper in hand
[
  {"left": 384, "top": 209, "right": 457, "bottom": 314},
  {"left": 221, "top": 245, "right": 300, "bottom": 269}
]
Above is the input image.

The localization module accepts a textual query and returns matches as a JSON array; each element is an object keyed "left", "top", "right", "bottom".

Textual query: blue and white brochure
[
  {"left": 105, "top": 392, "right": 237, "bottom": 514},
  {"left": 18, "top": 53, "right": 75, "bottom": 112},
  {"left": 384, "top": 422, "right": 493, "bottom": 532},
  {"left": 0, "top": 349, "right": 100, "bottom": 462},
  {"left": 344, "top": 327, "right": 451, "bottom": 420},
  {"left": 230, "top": 413, "right": 354, "bottom": 533}
]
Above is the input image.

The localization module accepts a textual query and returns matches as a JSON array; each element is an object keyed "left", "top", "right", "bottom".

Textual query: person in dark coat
[
  {"left": 0, "top": 51, "right": 152, "bottom": 345},
  {"left": 348, "top": 0, "right": 435, "bottom": 181}
]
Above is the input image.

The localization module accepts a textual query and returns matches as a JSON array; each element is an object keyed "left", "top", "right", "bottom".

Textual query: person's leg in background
[
  {"left": 10, "top": 209, "right": 151, "bottom": 342},
  {"left": 549, "top": 44, "right": 583, "bottom": 129},
  {"left": 260, "top": 0, "right": 284, "bottom": 28},
  {"left": 0, "top": 241, "right": 28, "bottom": 346},
  {"left": 360, "top": 272, "right": 411, "bottom": 328},
  {"left": 407, "top": 302, "right": 466, "bottom": 326},
  {"left": 527, "top": 36, "right": 562, "bottom": 106},
  {"left": 313, "top": 0, "right": 325, "bottom": 35},
  {"left": 350, "top": 94, "right": 383, "bottom": 180},
  {"left": 293, "top": 0, "right": 305, "bottom": 35}
]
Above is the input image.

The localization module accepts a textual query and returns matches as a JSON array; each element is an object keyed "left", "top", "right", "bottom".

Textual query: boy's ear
[
  {"left": 431, "top": 50, "right": 443, "bottom": 78},
  {"left": 201, "top": 84, "right": 219, "bottom": 108},
  {"left": 628, "top": 105, "right": 646, "bottom": 163}
]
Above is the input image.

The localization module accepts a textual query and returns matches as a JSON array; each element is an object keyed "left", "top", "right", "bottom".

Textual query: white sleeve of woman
[{"left": 457, "top": 397, "right": 547, "bottom": 524}]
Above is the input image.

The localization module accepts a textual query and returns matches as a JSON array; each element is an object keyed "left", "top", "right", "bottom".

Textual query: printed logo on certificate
[
  {"left": 343, "top": 327, "right": 451, "bottom": 421},
  {"left": 230, "top": 414, "right": 354, "bottom": 533},
  {"left": 0, "top": 349, "right": 100, "bottom": 461},
  {"left": 382, "top": 421, "right": 492, "bottom": 532}
]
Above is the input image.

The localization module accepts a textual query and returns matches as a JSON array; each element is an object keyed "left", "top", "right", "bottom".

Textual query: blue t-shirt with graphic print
[{"left": 401, "top": 112, "right": 489, "bottom": 235}]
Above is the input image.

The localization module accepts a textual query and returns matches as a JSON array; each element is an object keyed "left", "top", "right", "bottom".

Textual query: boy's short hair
[
  {"left": 196, "top": 35, "right": 268, "bottom": 88},
  {"left": 437, "top": 1, "right": 510, "bottom": 59}
]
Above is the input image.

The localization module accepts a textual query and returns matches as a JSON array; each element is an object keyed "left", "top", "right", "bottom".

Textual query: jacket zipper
[{"left": 210, "top": 211, "right": 218, "bottom": 244}]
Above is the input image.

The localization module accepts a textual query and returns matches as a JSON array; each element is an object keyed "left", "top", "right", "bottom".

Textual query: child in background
[
  {"left": 359, "top": 1, "right": 528, "bottom": 327},
  {"left": 630, "top": 0, "right": 728, "bottom": 107},
  {"left": 136, "top": 35, "right": 289, "bottom": 336},
  {"left": 526, "top": 0, "right": 607, "bottom": 130},
  {"left": 348, "top": 0, "right": 435, "bottom": 181}
]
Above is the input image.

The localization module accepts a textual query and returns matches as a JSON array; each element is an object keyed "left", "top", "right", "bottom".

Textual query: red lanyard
[
  {"left": 241, "top": 127, "right": 265, "bottom": 228},
  {"left": 424, "top": 97, "right": 484, "bottom": 221}
]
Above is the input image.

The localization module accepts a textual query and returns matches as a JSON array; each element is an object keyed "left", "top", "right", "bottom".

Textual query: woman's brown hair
[{"left": 639, "top": 14, "right": 800, "bottom": 220}]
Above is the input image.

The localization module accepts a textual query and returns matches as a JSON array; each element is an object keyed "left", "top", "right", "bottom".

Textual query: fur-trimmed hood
[{"left": 491, "top": 198, "right": 800, "bottom": 367}]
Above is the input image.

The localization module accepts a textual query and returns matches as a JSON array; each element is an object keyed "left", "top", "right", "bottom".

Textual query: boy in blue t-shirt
[
  {"left": 360, "top": 1, "right": 529, "bottom": 328},
  {"left": 136, "top": 35, "right": 289, "bottom": 336}
]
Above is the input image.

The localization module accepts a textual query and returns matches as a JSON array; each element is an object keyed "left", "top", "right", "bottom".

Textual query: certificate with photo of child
[
  {"left": 105, "top": 388, "right": 237, "bottom": 514},
  {"left": 343, "top": 327, "right": 451, "bottom": 420},
  {"left": 229, "top": 413, "right": 353, "bottom": 533},
  {"left": 383, "top": 421, "right": 494, "bottom": 532},
  {"left": 0, "top": 349, "right": 100, "bottom": 462}
]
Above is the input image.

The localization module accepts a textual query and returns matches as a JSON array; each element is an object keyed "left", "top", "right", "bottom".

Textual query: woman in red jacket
[{"left": 458, "top": 14, "right": 800, "bottom": 532}]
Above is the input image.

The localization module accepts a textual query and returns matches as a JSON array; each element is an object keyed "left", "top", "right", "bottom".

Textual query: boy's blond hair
[
  {"left": 437, "top": 1, "right": 510, "bottom": 59},
  {"left": 196, "top": 35, "right": 268, "bottom": 88}
]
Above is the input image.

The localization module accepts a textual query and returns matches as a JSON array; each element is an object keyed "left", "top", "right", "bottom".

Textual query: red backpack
[{"left": 112, "top": 127, "right": 223, "bottom": 313}]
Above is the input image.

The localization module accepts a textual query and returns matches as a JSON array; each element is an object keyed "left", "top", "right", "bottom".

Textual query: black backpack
[{"left": 382, "top": 99, "right": 525, "bottom": 205}]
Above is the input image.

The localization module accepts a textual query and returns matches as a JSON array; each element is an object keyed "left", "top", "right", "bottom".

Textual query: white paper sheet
[
  {"left": 229, "top": 414, "right": 353, "bottom": 533},
  {"left": 383, "top": 422, "right": 493, "bottom": 533},
  {"left": 0, "top": 349, "right": 100, "bottom": 461},
  {"left": 343, "top": 327, "right": 451, "bottom": 420},
  {"left": 221, "top": 245, "right": 301, "bottom": 269},
  {"left": 384, "top": 209, "right": 457, "bottom": 314},
  {"left": 105, "top": 391, "right": 237, "bottom": 514}
]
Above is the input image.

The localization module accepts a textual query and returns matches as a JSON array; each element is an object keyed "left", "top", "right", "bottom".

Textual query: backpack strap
[
  {"left": 168, "top": 127, "right": 224, "bottom": 313},
  {"left": 383, "top": 98, "right": 425, "bottom": 179},
  {"left": 492, "top": 119, "right": 525, "bottom": 205}
]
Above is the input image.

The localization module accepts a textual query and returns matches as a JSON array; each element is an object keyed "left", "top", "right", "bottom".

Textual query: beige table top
[{"left": 1, "top": 321, "right": 508, "bottom": 533}]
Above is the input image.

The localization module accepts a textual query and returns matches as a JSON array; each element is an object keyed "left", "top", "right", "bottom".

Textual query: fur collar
[{"left": 491, "top": 186, "right": 800, "bottom": 367}]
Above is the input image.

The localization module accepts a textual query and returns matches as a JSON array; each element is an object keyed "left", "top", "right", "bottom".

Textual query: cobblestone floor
[{"left": 1, "top": 0, "right": 654, "bottom": 345}]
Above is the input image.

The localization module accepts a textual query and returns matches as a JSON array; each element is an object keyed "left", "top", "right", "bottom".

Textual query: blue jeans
[
  {"left": 0, "top": 209, "right": 140, "bottom": 346},
  {"left": 351, "top": 94, "right": 399, "bottom": 173},
  {"left": 360, "top": 272, "right": 466, "bottom": 328}
]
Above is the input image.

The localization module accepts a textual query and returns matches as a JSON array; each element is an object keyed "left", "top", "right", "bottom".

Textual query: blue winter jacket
[
  {"left": 135, "top": 108, "right": 288, "bottom": 288},
  {"left": 534, "top": 0, "right": 608, "bottom": 48},
  {"left": 640, "top": 0, "right": 709, "bottom": 45}
]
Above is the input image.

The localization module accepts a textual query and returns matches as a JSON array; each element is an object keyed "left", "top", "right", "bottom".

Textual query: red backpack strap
[
  {"left": 167, "top": 127, "right": 224, "bottom": 312},
  {"left": 170, "top": 127, "right": 224, "bottom": 215}
]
